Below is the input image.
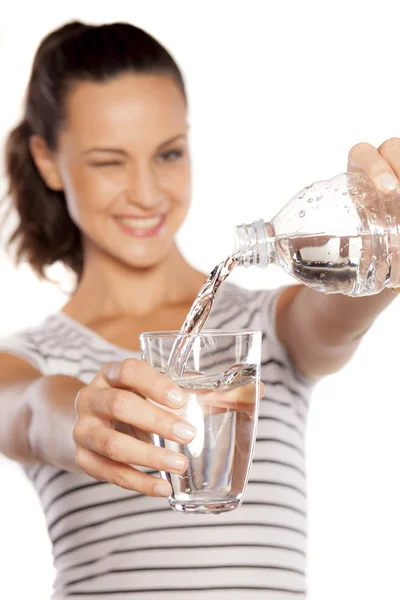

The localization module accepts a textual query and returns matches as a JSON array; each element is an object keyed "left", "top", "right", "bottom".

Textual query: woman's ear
[{"left": 29, "top": 134, "right": 63, "bottom": 191}]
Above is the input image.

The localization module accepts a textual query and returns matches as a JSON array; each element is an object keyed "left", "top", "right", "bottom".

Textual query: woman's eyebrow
[
  {"left": 158, "top": 134, "right": 187, "bottom": 150},
  {"left": 82, "top": 147, "right": 128, "bottom": 156},
  {"left": 82, "top": 134, "right": 187, "bottom": 157}
]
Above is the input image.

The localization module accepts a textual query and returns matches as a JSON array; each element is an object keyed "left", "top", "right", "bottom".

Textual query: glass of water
[{"left": 140, "top": 329, "right": 262, "bottom": 514}]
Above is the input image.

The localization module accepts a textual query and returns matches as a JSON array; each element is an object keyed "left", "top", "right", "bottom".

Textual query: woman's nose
[{"left": 126, "top": 164, "right": 163, "bottom": 210}]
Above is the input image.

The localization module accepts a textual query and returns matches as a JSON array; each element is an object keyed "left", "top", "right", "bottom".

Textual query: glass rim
[{"left": 140, "top": 329, "right": 262, "bottom": 340}]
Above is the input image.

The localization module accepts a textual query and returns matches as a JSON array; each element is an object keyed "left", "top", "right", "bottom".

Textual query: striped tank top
[{"left": 0, "top": 282, "right": 313, "bottom": 599}]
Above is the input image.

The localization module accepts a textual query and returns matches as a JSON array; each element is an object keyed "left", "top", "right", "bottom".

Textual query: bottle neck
[{"left": 234, "top": 219, "right": 275, "bottom": 268}]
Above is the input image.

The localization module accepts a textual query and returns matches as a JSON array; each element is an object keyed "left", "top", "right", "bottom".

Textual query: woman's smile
[{"left": 112, "top": 213, "right": 167, "bottom": 238}]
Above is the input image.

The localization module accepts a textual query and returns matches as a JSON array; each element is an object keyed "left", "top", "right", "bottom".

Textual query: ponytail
[{"left": 4, "top": 120, "right": 83, "bottom": 279}]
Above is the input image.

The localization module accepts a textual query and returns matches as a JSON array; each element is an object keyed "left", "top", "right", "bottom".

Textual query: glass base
[{"left": 169, "top": 498, "right": 241, "bottom": 514}]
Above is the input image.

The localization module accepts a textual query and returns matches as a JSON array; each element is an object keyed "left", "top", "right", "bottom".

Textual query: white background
[{"left": 1, "top": 1, "right": 400, "bottom": 598}]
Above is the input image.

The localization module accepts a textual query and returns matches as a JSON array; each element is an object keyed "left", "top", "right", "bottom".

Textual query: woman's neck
[{"left": 63, "top": 243, "right": 206, "bottom": 324}]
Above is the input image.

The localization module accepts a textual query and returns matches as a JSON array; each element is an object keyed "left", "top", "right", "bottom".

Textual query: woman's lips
[{"left": 113, "top": 214, "right": 166, "bottom": 238}]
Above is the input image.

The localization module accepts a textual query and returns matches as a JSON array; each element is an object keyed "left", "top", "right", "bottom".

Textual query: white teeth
[{"left": 117, "top": 216, "right": 163, "bottom": 229}]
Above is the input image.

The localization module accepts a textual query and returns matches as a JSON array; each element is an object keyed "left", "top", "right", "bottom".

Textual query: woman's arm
[
  {"left": 0, "top": 353, "right": 83, "bottom": 471},
  {"left": 0, "top": 354, "right": 195, "bottom": 496},
  {"left": 276, "top": 138, "right": 400, "bottom": 379}
]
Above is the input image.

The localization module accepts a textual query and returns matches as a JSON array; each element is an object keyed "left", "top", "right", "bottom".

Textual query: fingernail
[
  {"left": 164, "top": 454, "right": 186, "bottom": 471},
  {"left": 154, "top": 482, "right": 171, "bottom": 497},
  {"left": 173, "top": 421, "right": 196, "bottom": 442},
  {"left": 108, "top": 362, "right": 121, "bottom": 382},
  {"left": 167, "top": 388, "right": 186, "bottom": 408},
  {"left": 379, "top": 173, "right": 398, "bottom": 191}
]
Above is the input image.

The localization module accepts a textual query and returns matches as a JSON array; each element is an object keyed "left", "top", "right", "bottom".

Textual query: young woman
[{"left": 0, "top": 20, "right": 398, "bottom": 599}]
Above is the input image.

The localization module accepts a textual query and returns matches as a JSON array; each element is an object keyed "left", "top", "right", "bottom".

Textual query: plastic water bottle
[{"left": 234, "top": 172, "right": 400, "bottom": 297}]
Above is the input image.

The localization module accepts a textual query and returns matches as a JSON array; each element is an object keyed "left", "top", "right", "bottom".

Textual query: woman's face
[{"left": 53, "top": 74, "right": 190, "bottom": 269}]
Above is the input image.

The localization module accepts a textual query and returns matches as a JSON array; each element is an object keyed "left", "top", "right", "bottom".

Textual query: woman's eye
[
  {"left": 157, "top": 150, "right": 184, "bottom": 163},
  {"left": 90, "top": 161, "right": 123, "bottom": 167}
]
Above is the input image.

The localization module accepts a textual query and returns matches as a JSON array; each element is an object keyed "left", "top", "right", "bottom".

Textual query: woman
[{"left": 0, "top": 20, "right": 398, "bottom": 599}]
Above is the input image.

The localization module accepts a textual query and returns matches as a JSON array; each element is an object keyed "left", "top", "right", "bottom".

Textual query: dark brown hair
[{"left": 3, "top": 21, "right": 186, "bottom": 281}]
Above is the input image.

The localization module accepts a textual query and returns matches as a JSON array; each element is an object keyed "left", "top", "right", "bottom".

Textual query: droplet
[
  {"left": 305, "top": 184, "right": 313, "bottom": 189},
  {"left": 342, "top": 191, "right": 348, "bottom": 196},
  {"left": 298, "top": 192, "right": 306, "bottom": 199},
  {"left": 334, "top": 186, "right": 340, "bottom": 192},
  {"left": 383, "top": 252, "right": 387, "bottom": 258},
  {"left": 307, "top": 197, "right": 313, "bottom": 203},
  {"left": 316, "top": 194, "right": 323, "bottom": 201},
  {"left": 299, "top": 210, "right": 306, "bottom": 218},
  {"left": 372, "top": 255, "right": 377, "bottom": 261}
]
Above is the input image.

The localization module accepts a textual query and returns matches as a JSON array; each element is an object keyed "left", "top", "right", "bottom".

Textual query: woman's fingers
[
  {"left": 73, "top": 358, "right": 199, "bottom": 496},
  {"left": 75, "top": 446, "right": 172, "bottom": 497},
  {"left": 86, "top": 387, "right": 196, "bottom": 443},
  {"left": 378, "top": 138, "right": 400, "bottom": 182},
  {"left": 347, "top": 141, "right": 400, "bottom": 193},
  {"left": 92, "top": 358, "right": 187, "bottom": 410},
  {"left": 75, "top": 418, "right": 187, "bottom": 474}
]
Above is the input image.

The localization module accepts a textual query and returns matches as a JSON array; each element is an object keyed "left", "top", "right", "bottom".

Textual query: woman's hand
[
  {"left": 72, "top": 358, "right": 195, "bottom": 497},
  {"left": 347, "top": 137, "right": 400, "bottom": 193},
  {"left": 348, "top": 137, "right": 400, "bottom": 289}
]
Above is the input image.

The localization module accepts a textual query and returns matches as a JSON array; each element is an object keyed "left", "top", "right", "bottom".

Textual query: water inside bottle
[{"left": 274, "top": 231, "right": 391, "bottom": 296}]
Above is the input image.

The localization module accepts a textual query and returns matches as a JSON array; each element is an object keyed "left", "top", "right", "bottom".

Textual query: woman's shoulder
[
  {"left": 0, "top": 312, "right": 126, "bottom": 379},
  {"left": 212, "top": 281, "right": 283, "bottom": 320},
  {"left": 0, "top": 314, "right": 60, "bottom": 373},
  {"left": 215, "top": 281, "right": 314, "bottom": 390},
  {"left": 217, "top": 280, "right": 282, "bottom": 300},
  {"left": 208, "top": 281, "right": 284, "bottom": 342}
]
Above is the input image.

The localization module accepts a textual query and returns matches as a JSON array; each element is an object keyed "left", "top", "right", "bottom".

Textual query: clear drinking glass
[{"left": 140, "top": 329, "right": 262, "bottom": 514}]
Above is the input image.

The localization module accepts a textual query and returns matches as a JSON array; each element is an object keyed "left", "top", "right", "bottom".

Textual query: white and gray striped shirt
[{"left": 0, "top": 282, "right": 313, "bottom": 599}]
